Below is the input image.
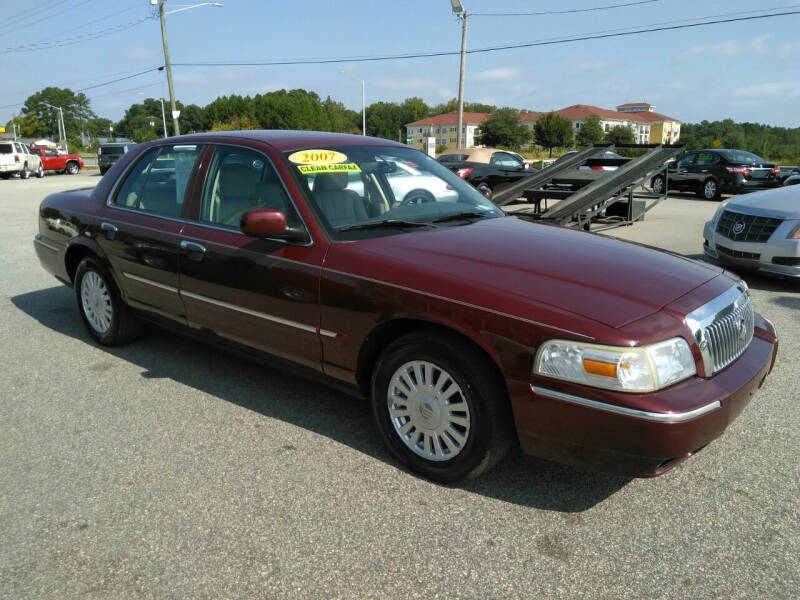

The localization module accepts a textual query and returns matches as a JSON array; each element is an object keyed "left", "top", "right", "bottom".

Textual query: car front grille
[
  {"left": 716, "top": 210, "right": 782, "bottom": 243},
  {"left": 716, "top": 245, "right": 760, "bottom": 260},
  {"left": 686, "top": 285, "right": 754, "bottom": 375}
]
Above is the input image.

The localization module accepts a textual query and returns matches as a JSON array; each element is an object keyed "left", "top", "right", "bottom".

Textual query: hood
[
  {"left": 723, "top": 185, "right": 800, "bottom": 220},
  {"left": 347, "top": 216, "right": 723, "bottom": 329}
]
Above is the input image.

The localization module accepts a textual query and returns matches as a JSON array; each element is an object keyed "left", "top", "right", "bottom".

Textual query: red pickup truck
[{"left": 29, "top": 146, "right": 84, "bottom": 175}]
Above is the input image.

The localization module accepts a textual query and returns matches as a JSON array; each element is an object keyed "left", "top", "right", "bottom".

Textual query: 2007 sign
[{"left": 288, "top": 149, "right": 348, "bottom": 166}]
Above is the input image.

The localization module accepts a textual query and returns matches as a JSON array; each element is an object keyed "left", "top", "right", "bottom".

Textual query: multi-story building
[
  {"left": 616, "top": 103, "right": 681, "bottom": 143},
  {"left": 405, "top": 111, "right": 489, "bottom": 149}
]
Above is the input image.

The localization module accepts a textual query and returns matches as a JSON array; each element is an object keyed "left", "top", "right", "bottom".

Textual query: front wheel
[
  {"left": 699, "top": 178, "right": 720, "bottom": 200},
  {"left": 36, "top": 164, "right": 44, "bottom": 178},
  {"left": 66, "top": 161, "right": 80, "bottom": 175},
  {"left": 651, "top": 174, "right": 665, "bottom": 194},
  {"left": 371, "top": 331, "right": 514, "bottom": 482},
  {"left": 75, "top": 256, "right": 141, "bottom": 345},
  {"left": 476, "top": 183, "right": 493, "bottom": 200}
]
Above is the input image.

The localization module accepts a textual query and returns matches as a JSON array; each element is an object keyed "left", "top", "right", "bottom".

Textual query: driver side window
[
  {"left": 677, "top": 153, "right": 697, "bottom": 168},
  {"left": 199, "top": 145, "right": 296, "bottom": 228}
]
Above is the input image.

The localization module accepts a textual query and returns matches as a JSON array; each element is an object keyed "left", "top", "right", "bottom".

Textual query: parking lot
[{"left": 1, "top": 174, "right": 798, "bottom": 599}]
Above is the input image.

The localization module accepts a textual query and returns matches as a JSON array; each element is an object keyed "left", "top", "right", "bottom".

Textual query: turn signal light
[{"left": 582, "top": 358, "right": 618, "bottom": 378}]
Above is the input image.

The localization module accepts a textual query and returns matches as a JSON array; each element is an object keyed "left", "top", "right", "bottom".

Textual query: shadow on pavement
[{"left": 12, "top": 285, "right": 630, "bottom": 511}]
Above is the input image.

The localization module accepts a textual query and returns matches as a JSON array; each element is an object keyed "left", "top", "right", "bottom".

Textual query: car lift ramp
[
  {"left": 491, "top": 144, "right": 612, "bottom": 206},
  {"left": 516, "top": 144, "right": 685, "bottom": 231}
]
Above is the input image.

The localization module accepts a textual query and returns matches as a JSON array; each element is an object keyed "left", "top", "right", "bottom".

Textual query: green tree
[
  {"left": 534, "top": 112, "right": 574, "bottom": 156},
  {"left": 365, "top": 101, "right": 405, "bottom": 140},
  {"left": 605, "top": 124, "right": 636, "bottom": 146},
  {"left": 21, "top": 87, "right": 95, "bottom": 140},
  {"left": 5, "top": 113, "right": 47, "bottom": 138},
  {"left": 475, "top": 108, "right": 531, "bottom": 147},
  {"left": 180, "top": 104, "right": 209, "bottom": 133},
  {"left": 210, "top": 114, "right": 258, "bottom": 131},
  {"left": 575, "top": 114, "right": 604, "bottom": 146}
]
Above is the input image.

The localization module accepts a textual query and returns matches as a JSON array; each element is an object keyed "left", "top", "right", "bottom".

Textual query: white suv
[{"left": 0, "top": 141, "right": 44, "bottom": 179}]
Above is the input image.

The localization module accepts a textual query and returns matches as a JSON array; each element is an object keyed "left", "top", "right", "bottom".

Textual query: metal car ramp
[{"left": 491, "top": 145, "right": 612, "bottom": 206}]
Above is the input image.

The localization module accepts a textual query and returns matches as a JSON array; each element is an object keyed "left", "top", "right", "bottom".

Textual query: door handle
[
  {"left": 701, "top": 170, "right": 708, "bottom": 173},
  {"left": 100, "top": 222, "right": 118, "bottom": 239},
  {"left": 180, "top": 240, "right": 206, "bottom": 253}
]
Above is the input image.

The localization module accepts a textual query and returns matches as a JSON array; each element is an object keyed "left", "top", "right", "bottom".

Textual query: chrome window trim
[
  {"left": 685, "top": 282, "right": 751, "bottom": 375},
  {"left": 532, "top": 386, "right": 721, "bottom": 423},
  {"left": 179, "top": 290, "right": 337, "bottom": 337},
  {"left": 122, "top": 272, "right": 179, "bottom": 294},
  {"left": 34, "top": 235, "right": 61, "bottom": 253},
  {"left": 104, "top": 141, "right": 314, "bottom": 247}
]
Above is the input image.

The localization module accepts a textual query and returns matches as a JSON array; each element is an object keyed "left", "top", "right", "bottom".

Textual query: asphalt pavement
[{"left": 1, "top": 174, "right": 798, "bottom": 599}]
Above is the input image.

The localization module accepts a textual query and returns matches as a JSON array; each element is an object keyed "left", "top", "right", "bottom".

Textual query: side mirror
[{"left": 241, "top": 208, "right": 288, "bottom": 237}]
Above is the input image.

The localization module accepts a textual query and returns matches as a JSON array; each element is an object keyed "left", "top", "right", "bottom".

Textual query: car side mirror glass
[{"left": 240, "top": 208, "right": 288, "bottom": 237}]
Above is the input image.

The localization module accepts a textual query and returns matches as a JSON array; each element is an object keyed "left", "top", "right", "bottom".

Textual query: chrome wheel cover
[
  {"left": 652, "top": 176, "right": 664, "bottom": 194},
  {"left": 704, "top": 180, "right": 716, "bottom": 199},
  {"left": 387, "top": 360, "right": 471, "bottom": 462},
  {"left": 81, "top": 271, "right": 113, "bottom": 334}
]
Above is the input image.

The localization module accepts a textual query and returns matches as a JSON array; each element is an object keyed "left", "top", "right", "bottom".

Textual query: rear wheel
[
  {"left": 75, "top": 256, "right": 141, "bottom": 345},
  {"left": 699, "top": 178, "right": 720, "bottom": 200},
  {"left": 476, "top": 182, "right": 493, "bottom": 200},
  {"left": 20, "top": 163, "right": 30, "bottom": 179},
  {"left": 66, "top": 161, "right": 80, "bottom": 175},
  {"left": 371, "top": 331, "right": 514, "bottom": 482}
]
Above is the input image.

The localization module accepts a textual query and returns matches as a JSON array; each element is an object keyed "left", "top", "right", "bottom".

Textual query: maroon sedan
[{"left": 33, "top": 131, "right": 778, "bottom": 481}]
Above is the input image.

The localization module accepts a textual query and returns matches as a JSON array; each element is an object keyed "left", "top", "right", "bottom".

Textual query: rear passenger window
[
  {"left": 112, "top": 144, "right": 203, "bottom": 217},
  {"left": 199, "top": 146, "right": 296, "bottom": 228}
]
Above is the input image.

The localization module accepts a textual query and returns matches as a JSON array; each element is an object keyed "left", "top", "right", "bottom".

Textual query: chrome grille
[
  {"left": 686, "top": 284, "right": 754, "bottom": 375},
  {"left": 716, "top": 210, "right": 782, "bottom": 243}
]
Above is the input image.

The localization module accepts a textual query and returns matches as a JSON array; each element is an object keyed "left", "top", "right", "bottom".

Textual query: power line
[
  {"left": 0, "top": 0, "right": 92, "bottom": 35},
  {"left": 171, "top": 10, "right": 800, "bottom": 68},
  {"left": 471, "top": 0, "right": 659, "bottom": 17},
  {"left": 1, "top": 16, "right": 154, "bottom": 55},
  {"left": 0, "top": 0, "right": 67, "bottom": 29}
]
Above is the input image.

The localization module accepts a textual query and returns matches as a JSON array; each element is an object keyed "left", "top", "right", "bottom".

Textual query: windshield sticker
[
  {"left": 289, "top": 149, "right": 348, "bottom": 165},
  {"left": 297, "top": 163, "right": 361, "bottom": 174}
]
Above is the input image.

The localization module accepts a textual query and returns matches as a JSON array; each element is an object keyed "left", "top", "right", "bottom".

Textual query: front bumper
[
  {"left": 703, "top": 219, "right": 800, "bottom": 278},
  {"left": 508, "top": 314, "right": 778, "bottom": 477}
]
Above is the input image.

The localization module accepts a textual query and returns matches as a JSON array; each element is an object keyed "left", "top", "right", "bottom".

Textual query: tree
[
  {"left": 180, "top": 104, "right": 209, "bottom": 133},
  {"left": 116, "top": 98, "right": 178, "bottom": 141},
  {"left": 605, "top": 124, "right": 636, "bottom": 146},
  {"left": 21, "top": 87, "right": 94, "bottom": 140},
  {"left": 210, "top": 114, "right": 258, "bottom": 131},
  {"left": 534, "top": 112, "right": 574, "bottom": 156},
  {"left": 366, "top": 101, "right": 405, "bottom": 141},
  {"left": 476, "top": 108, "right": 531, "bottom": 148},
  {"left": 575, "top": 114, "right": 604, "bottom": 146},
  {"left": 5, "top": 113, "right": 47, "bottom": 138}
]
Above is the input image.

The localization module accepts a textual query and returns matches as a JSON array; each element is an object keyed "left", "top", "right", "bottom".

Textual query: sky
[{"left": 1, "top": 0, "right": 799, "bottom": 127}]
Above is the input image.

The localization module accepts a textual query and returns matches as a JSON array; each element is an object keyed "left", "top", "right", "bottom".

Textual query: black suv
[
  {"left": 651, "top": 149, "right": 780, "bottom": 200},
  {"left": 97, "top": 142, "right": 136, "bottom": 175}
]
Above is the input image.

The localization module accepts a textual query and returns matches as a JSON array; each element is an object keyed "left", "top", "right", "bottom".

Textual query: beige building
[{"left": 405, "top": 111, "right": 489, "bottom": 149}]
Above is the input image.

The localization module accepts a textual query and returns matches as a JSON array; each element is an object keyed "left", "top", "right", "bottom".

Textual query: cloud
[
  {"left": 731, "top": 82, "right": 800, "bottom": 100},
  {"left": 682, "top": 34, "right": 770, "bottom": 58},
  {"left": 375, "top": 77, "right": 452, "bottom": 99},
  {"left": 473, "top": 67, "right": 521, "bottom": 82},
  {"left": 562, "top": 57, "right": 610, "bottom": 72},
  {"left": 777, "top": 41, "right": 800, "bottom": 60}
]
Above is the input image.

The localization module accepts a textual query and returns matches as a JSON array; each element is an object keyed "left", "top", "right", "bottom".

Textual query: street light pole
[
  {"left": 361, "top": 79, "right": 366, "bottom": 136},
  {"left": 160, "top": 98, "right": 168, "bottom": 139},
  {"left": 158, "top": 0, "right": 180, "bottom": 136},
  {"left": 452, "top": 1, "right": 468, "bottom": 149}
]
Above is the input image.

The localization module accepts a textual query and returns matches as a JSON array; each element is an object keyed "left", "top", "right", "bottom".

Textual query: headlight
[
  {"left": 711, "top": 199, "right": 731, "bottom": 224},
  {"left": 787, "top": 223, "right": 800, "bottom": 240},
  {"left": 534, "top": 338, "right": 696, "bottom": 393}
]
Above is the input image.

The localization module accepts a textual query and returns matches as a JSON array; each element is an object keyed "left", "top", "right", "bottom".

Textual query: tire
[
  {"left": 36, "top": 164, "right": 44, "bottom": 178},
  {"left": 371, "top": 330, "right": 514, "bottom": 482},
  {"left": 74, "top": 256, "right": 141, "bottom": 346},
  {"left": 476, "top": 182, "right": 493, "bottom": 200},
  {"left": 0, "top": 173, "right": 9, "bottom": 180},
  {"left": 651, "top": 174, "right": 665, "bottom": 195},
  {"left": 20, "top": 163, "right": 30, "bottom": 179},
  {"left": 697, "top": 178, "right": 720, "bottom": 200},
  {"left": 66, "top": 161, "right": 80, "bottom": 175},
  {"left": 400, "top": 189, "right": 436, "bottom": 206}
]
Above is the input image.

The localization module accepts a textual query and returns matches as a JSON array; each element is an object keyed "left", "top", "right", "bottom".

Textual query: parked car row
[
  {"left": 0, "top": 140, "right": 84, "bottom": 179},
  {"left": 437, "top": 147, "right": 535, "bottom": 199}
]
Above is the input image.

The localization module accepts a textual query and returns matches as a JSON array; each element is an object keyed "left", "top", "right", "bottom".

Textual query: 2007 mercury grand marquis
[{"left": 34, "top": 131, "right": 778, "bottom": 481}]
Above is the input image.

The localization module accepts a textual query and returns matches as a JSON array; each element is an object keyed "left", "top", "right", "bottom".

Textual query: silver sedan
[{"left": 703, "top": 185, "right": 800, "bottom": 278}]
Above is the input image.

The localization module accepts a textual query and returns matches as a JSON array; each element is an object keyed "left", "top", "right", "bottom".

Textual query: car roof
[{"left": 171, "top": 130, "right": 406, "bottom": 152}]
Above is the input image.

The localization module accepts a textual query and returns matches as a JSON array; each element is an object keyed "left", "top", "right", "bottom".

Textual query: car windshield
[
  {"left": 285, "top": 145, "right": 503, "bottom": 239},
  {"left": 719, "top": 150, "right": 766, "bottom": 165}
]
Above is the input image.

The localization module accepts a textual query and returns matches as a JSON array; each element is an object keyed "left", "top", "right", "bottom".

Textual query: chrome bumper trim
[
  {"left": 532, "top": 385, "right": 721, "bottom": 423},
  {"left": 33, "top": 236, "right": 61, "bottom": 253}
]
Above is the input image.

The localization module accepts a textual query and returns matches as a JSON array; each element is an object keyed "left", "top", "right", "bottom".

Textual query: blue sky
[{"left": 1, "top": 0, "right": 799, "bottom": 127}]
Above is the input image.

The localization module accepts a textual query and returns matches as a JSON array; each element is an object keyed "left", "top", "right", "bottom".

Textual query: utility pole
[
  {"left": 158, "top": 0, "right": 180, "bottom": 136},
  {"left": 452, "top": 1, "right": 467, "bottom": 149},
  {"left": 160, "top": 98, "right": 168, "bottom": 138},
  {"left": 361, "top": 79, "right": 366, "bottom": 136}
]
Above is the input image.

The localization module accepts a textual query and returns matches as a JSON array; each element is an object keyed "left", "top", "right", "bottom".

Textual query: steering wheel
[{"left": 399, "top": 189, "right": 436, "bottom": 207}]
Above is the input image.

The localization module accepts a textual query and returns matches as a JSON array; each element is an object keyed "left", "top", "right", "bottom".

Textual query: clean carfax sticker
[
  {"left": 297, "top": 163, "right": 361, "bottom": 174},
  {"left": 289, "top": 149, "right": 348, "bottom": 165}
]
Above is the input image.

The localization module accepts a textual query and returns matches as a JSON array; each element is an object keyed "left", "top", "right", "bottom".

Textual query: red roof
[
  {"left": 405, "top": 111, "right": 489, "bottom": 127},
  {"left": 549, "top": 104, "right": 679, "bottom": 124},
  {"left": 519, "top": 112, "right": 540, "bottom": 122},
  {"left": 616, "top": 102, "right": 652, "bottom": 109},
  {"left": 626, "top": 110, "right": 681, "bottom": 124}
]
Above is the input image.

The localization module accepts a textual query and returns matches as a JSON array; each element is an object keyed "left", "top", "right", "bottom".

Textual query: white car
[
  {"left": 703, "top": 185, "right": 800, "bottom": 279},
  {"left": 386, "top": 161, "right": 459, "bottom": 203},
  {"left": 0, "top": 141, "right": 44, "bottom": 179}
]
